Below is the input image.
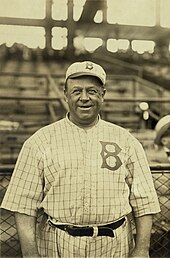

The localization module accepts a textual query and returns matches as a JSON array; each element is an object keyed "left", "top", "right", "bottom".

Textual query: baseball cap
[
  {"left": 154, "top": 115, "right": 170, "bottom": 146},
  {"left": 65, "top": 61, "right": 106, "bottom": 85}
]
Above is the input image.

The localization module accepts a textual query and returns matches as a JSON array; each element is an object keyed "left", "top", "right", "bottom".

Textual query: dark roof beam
[
  {"left": 75, "top": 22, "right": 170, "bottom": 41},
  {"left": 78, "top": 0, "right": 104, "bottom": 22},
  {"left": 45, "top": 0, "right": 53, "bottom": 49},
  {"left": 0, "top": 17, "right": 64, "bottom": 27}
]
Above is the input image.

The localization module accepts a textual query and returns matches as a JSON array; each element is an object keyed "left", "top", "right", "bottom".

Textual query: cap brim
[
  {"left": 154, "top": 123, "right": 170, "bottom": 145},
  {"left": 68, "top": 72, "right": 104, "bottom": 85}
]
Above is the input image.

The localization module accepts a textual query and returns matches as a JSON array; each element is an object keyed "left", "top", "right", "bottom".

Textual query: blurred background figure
[{"left": 154, "top": 115, "right": 170, "bottom": 162}]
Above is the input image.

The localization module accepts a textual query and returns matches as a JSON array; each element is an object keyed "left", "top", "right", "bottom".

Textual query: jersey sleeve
[
  {"left": 126, "top": 136, "right": 161, "bottom": 217},
  {"left": 1, "top": 137, "right": 44, "bottom": 217}
]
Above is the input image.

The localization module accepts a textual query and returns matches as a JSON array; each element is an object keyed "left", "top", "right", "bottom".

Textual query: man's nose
[{"left": 80, "top": 90, "right": 89, "bottom": 101}]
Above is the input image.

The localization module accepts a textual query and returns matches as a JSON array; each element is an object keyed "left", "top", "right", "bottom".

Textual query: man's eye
[
  {"left": 88, "top": 89, "right": 98, "bottom": 94},
  {"left": 72, "top": 89, "right": 81, "bottom": 94}
]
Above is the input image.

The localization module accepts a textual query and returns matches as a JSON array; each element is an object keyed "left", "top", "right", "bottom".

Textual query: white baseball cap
[
  {"left": 154, "top": 115, "right": 170, "bottom": 146},
  {"left": 65, "top": 61, "right": 106, "bottom": 85}
]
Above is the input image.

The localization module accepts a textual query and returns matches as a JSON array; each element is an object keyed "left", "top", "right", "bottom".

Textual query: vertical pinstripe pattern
[
  {"left": 1, "top": 115, "right": 160, "bottom": 257},
  {"left": 36, "top": 216, "right": 134, "bottom": 257}
]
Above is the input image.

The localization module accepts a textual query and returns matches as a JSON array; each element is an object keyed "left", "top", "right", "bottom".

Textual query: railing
[
  {"left": 0, "top": 71, "right": 169, "bottom": 121},
  {"left": 0, "top": 72, "right": 67, "bottom": 125},
  {"left": 104, "top": 74, "right": 170, "bottom": 118},
  {"left": 0, "top": 165, "right": 169, "bottom": 258},
  {"left": 93, "top": 52, "right": 143, "bottom": 77}
]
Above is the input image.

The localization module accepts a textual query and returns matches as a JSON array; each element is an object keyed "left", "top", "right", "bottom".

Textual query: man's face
[
  {"left": 161, "top": 132, "right": 170, "bottom": 149},
  {"left": 64, "top": 75, "right": 106, "bottom": 128}
]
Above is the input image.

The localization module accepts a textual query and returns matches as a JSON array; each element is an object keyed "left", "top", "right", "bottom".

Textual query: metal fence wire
[{"left": 0, "top": 168, "right": 170, "bottom": 258}]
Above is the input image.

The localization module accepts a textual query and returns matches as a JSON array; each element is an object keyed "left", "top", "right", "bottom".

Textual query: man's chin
[{"left": 75, "top": 115, "right": 98, "bottom": 126}]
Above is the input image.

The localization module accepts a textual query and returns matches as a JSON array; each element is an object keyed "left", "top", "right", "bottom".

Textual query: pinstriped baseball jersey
[{"left": 1, "top": 115, "right": 160, "bottom": 225}]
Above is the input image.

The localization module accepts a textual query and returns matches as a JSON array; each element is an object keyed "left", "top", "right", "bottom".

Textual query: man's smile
[{"left": 78, "top": 105, "right": 93, "bottom": 110}]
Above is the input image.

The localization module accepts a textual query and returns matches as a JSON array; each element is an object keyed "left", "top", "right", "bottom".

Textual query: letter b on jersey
[{"left": 100, "top": 141, "right": 122, "bottom": 171}]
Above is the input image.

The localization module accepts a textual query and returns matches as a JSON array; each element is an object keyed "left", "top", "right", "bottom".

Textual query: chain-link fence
[
  {"left": 149, "top": 167, "right": 170, "bottom": 258},
  {"left": 0, "top": 172, "right": 22, "bottom": 257},
  {"left": 0, "top": 167, "right": 170, "bottom": 257}
]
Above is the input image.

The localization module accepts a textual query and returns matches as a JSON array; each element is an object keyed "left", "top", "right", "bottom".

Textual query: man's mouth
[{"left": 78, "top": 105, "right": 93, "bottom": 110}]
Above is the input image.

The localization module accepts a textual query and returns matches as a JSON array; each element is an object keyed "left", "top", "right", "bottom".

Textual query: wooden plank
[
  {"left": 47, "top": 75, "right": 68, "bottom": 111},
  {"left": 0, "top": 107, "right": 48, "bottom": 114},
  {"left": 0, "top": 164, "right": 15, "bottom": 174},
  {"left": 0, "top": 89, "right": 47, "bottom": 96},
  {"left": 0, "top": 95, "right": 61, "bottom": 101},
  {"left": 104, "top": 115, "right": 139, "bottom": 123},
  {"left": 0, "top": 113, "right": 50, "bottom": 122},
  {"left": 103, "top": 97, "right": 170, "bottom": 103},
  {"left": 48, "top": 103, "right": 58, "bottom": 122}
]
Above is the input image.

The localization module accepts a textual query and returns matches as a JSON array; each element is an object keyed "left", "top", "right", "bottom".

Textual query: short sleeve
[
  {"left": 1, "top": 138, "right": 44, "bottom": 216},
  {"left": 126, "top": 136, "right": 161, "bottom": 217}
]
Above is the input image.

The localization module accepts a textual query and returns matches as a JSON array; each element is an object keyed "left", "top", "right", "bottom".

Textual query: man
[
  {"left": 154, "top": 115, "right": 170, "bottom": 162},
  {"left": 144, "top": 115, "right": 170, "bottom": 164},
  {"left": 1, "top": 61, "right": 160, "bottom": 258}
]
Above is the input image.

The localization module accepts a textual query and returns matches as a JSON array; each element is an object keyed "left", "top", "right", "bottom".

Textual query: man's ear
[
  {"left": 64, "top": 88, "right": 66, "bottom": 96},
  {"left": 102, "top": 88, "right": 106, "bottom": 99},
  {"left": 161, "top": 137, "right": 167, "bottom": 146},
  {"left": 64, "top": 89, "right": 68, "bottom": 102}
]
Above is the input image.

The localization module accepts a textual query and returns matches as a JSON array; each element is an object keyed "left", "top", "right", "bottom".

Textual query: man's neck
[{"left": 68, "top": 115, "right": 99, "bottom": 129}]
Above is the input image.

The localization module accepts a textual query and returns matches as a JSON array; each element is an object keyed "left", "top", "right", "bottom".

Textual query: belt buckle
[
  {"left": 64, "top": 226, "right": 68, "bottom": 232},
  {"left": 64, "top": 225, "right": 73, "bottom": 235},
  {"left": 92, "top": 226, "right": 98, "bottom": 238}
]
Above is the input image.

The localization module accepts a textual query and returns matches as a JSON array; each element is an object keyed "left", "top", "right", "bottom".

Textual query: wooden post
[
  {"left": 66, "top": 0, "right": 75, "bottom": 58},
  {"left": 45, "top": 0, "right": 53, "bottom": 49}
]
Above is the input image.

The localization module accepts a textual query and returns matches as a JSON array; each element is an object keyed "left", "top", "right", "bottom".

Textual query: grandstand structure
[{"left": 0, "top": 0, "right": 170, "bottom": 257}]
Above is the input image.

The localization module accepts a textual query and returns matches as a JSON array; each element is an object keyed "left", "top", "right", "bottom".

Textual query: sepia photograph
[{"left": 0, "top": 0, "right": 170, "bottom": 257}]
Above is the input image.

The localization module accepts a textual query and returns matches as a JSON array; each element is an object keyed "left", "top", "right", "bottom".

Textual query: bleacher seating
[{"left": 0, "top": 55, "right": 170, "bottom": 166}]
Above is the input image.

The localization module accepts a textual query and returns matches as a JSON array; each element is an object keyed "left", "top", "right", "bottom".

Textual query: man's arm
[
  {"left": 15, "top": 212, "right": 40, "bottom": 258},
  {"left": 129, "top": 214, "right": 153, "bottom": 258}
]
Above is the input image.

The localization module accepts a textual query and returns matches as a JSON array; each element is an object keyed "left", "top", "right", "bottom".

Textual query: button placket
[
  {"left": 83, "top": 131, "right": 91, "bottom": 214},
  {"left": 80, "top": 129, "right": 96, "bottom": 217}
]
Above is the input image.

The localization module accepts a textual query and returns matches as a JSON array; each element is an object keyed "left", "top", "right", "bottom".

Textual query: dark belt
[{"left": 48, "top": 217, "right": 125, "bottom": 237}]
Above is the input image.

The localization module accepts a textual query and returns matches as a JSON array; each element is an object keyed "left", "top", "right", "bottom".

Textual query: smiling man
[
  {"left": 1, "top": 61, "right": 160, "bottom": 258},
  {"left": 64, "top": 62, "right": 106, "bottom": 128},
  {"left": 65, "top": 75, "right": 104, "bottom": 127}
]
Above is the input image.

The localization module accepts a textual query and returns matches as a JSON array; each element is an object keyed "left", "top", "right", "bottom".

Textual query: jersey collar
[{"left": 65, "top": 112, "right": 101, "bottom": 130}]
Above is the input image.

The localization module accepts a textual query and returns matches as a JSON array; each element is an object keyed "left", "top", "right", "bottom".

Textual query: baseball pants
[{"left": 37, "top": 218, "right": 134, "bottom": 258}]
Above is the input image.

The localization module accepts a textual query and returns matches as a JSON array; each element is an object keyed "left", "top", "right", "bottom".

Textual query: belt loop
[
  {"left": 47, "top": 216, "right": 56, "bottom": 231},
  {"left": 123, "top": 216, "right": 127, "bottom": 227},
  {"left": 92, "top": 226, "right": 98, "bottom": 238}
]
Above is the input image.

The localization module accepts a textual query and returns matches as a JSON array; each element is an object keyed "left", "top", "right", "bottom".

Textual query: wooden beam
[
  {"left": 0, "top": 95, "right": 61, "bottom": 101},
  {"left": 103, "top": 97, "right": 170, "bottom": 103},
  {"left": 79, "top": 0, "right": 104, "bottom": 22},
  {"left": 0, "top": 71, "right": 48, "bottom": 77},
  {"left": 47, "top": 75, "right": 68, "bottom": 111},
  {"left": 75, "top": 22, "right": 170, "bottom": 41},
  {"left": 0, "top": 17, "right": 64, "bottom": 27},
  {"left": 48, "top": 103, "right": 58, "bottom": 122},
  {"left": 45, "top": 0, "right": 53, "bottom": 49},
  {"left": 66, "top": 0, "right": 75, "bottom": 55},
  {"left": 0, "top": 16, "right": 170, "bottom": 42}
]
